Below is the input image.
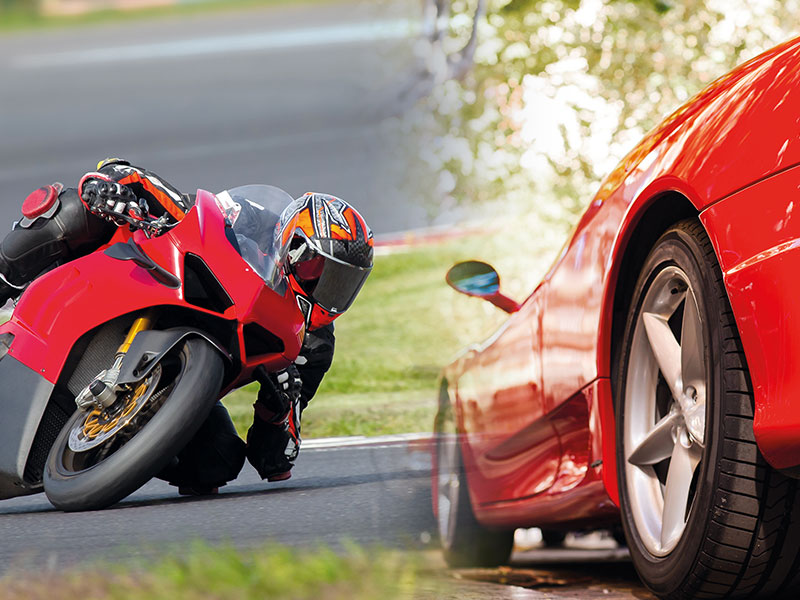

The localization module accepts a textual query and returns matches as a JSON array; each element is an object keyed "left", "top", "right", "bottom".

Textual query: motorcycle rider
[{"left": 0, "top": 159, "right": 374, "bottom": 493}]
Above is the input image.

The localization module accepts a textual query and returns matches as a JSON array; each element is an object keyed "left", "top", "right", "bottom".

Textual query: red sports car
[{"left": 433, "top": 37, "right": 800, "bottom": 599}]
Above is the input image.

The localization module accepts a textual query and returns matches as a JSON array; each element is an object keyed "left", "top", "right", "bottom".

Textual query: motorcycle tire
[{"left": 44, "top": 337, "right": 223, "bottom": 511}]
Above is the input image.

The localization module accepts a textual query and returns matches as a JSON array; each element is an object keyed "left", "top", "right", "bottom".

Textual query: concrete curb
[
  {"left": 303, "top": 432, "right": 432, "bottom": 451},
  {"left": 374, "top": 225, "right": 483, "bottom": 254}
]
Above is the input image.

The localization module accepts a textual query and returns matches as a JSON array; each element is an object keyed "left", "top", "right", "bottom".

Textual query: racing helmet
[{"left": 279, "top": 193, "right": 373, "bottom": 330}]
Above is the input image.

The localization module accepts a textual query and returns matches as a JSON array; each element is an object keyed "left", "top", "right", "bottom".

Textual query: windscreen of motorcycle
[{"left": 215, "top": 184, "right": 295, "bottom": 291}]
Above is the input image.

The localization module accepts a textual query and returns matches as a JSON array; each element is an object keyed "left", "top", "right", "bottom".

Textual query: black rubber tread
[
  {"left": 436, "top": 400, "right": 514, "bottom": 568},
  {"left": 617, "top": 219, "right": 800, "bottom": 599},
  {"left": 43, "top": 338, "right": 223, "bottom": 511}
]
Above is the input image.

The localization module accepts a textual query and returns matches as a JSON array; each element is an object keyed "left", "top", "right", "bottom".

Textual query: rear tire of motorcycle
[{"left": 43, "top": 338, "right": 223, "bottom": 512}]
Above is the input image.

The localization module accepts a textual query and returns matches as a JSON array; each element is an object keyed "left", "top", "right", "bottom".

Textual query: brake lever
[{"left": 94, "top": 206, "right": 168, "bottom": 237}]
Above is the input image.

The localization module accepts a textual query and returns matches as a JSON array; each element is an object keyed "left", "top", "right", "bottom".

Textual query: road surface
[
  {"left": 0, "top": 435, "right": 653, "bottom": 599},
  {"left": 0, "top": 0, "right": 433, "bottom": 235},
  {"left": 0, "top": 437, "right": 435, "bottom": 571}
]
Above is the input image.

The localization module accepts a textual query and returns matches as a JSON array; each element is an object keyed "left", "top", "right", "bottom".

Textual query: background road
[
  {"left": 0, "top": 435, "right": 653, "bottom": 599},
  {"left": 0, "top": 0, "right": 432, "bottom": 235},
  {"left": 0, "top": 438, "right": 435, "bottom": 571}
]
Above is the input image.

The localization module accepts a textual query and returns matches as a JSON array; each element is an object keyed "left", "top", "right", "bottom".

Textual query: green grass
[
  {"left": 225, "top": 211, "right": 568, "bottom": 439},
  {"left": 0, "top": 543, "right": 427, "bottom": 600},
  {"left": 0, "top": 0, "right": 333, "bottom": 32}
]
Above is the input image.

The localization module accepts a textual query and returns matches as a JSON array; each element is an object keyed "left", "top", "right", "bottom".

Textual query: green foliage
[
  {"left": 0, "top": 543, "right": 421, "bottom": 600},
  {"left": 225, "top": 217, "right": 562, "bottom": 439},
  {"left": 0, "top": 0, "right": 331, "bottom": 31},
  {"left": 0, "top": 0, "right": 36, "bottom": 10},
  {"left": 408, "top": 0, "right": 800, "bottom": 228}
]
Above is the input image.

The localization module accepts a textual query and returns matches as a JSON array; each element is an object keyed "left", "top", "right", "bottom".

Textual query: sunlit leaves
[{"left": 411, "top": 0, "right": 800, "bottom": 227}]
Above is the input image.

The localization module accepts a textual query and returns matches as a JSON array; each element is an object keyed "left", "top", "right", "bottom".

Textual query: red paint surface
[
  {"left": 701, "top": 164, "right": 800, "bottom": 468},
  {"left": 435, "top": 36, "right": 800, "bottom": 531}
]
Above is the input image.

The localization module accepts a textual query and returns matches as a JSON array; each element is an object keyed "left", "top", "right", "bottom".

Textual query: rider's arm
[
  {"left": 94, "top": 158, "right": 192, "bottom": 222},
  {"left": 294, "top": 324, "right": 335, "bottom": 408}
]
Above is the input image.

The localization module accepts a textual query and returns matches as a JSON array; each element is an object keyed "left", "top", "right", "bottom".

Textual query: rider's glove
[
  {"left": 253, "top": 365, "right": 303, "bottom": 424},
  {"left": 80, "top": 175, "right": 143, "bottom": 221},
  {"left": 274, "top": 365, "right": 302, "bottom": 399}
]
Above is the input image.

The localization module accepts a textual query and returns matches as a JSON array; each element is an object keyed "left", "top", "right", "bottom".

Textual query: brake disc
[{"left": 68, "top": 365, "right": 162, "bottom": 452}]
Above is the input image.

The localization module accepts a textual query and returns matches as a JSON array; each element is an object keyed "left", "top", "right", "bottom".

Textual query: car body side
[{"left": 436, "top": 36, "right": 800, "bottom": 530}]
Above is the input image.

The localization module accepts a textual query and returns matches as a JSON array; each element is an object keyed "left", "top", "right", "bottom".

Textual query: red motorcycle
[{"left": 0, "top": 186, "right": 305, "bottom": 511}]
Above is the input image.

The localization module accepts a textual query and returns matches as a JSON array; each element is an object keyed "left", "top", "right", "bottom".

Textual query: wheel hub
[{"left": 68, "top": 365, "right": 162, "bottom": 452}]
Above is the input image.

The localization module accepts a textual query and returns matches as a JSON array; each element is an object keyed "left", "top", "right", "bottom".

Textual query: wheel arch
[
  {"left": 599, "top": 189, "right": 703, "bottom": 504},
  {"left": 605, "top": 192, "right": 700, "bottom": 387}
]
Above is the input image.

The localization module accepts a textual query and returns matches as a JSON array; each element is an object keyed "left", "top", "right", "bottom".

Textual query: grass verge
[
  {"left": 0, "top": 543, "right": 427, "bottom": 600},
  {"left": 0, "top": 0, "right": 333, "bottom": 32},
  {"left": 225, "top": 211, "right": 568, "bottom": 439}
]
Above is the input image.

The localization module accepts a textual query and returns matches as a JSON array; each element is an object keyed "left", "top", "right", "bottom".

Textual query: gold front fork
[
  {"left": 78, "top": 308, "right": 159, "bottom": 415},
  {"left": 117, "top": 309, "right": 158, "bottom": 357},
  {"left": 108, "top": 308, "right": 159, "bottom": 388}
]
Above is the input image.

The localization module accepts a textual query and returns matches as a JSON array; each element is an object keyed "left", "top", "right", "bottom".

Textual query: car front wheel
[
  {"left": 616, "top": 219, "right": 800, "bottom": 599},
  {"left": 436, "top": 399, "right": 514, "bottom": 567}
]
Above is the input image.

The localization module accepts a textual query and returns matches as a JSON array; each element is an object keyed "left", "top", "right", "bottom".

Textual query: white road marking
[
  {"left": 12, "top": 19, "right": 416, "bottom": 69},
  {"left": 303, "top": 432, "right": 432, "bottom": 451}
]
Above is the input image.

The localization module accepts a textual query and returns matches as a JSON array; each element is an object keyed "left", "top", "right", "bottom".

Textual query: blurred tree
[
  {"left": 0, "top": 0, "right": 37, "bottom": 12},
  {"left": 408, "top": 0, "right": 800, "bottom": 227}
]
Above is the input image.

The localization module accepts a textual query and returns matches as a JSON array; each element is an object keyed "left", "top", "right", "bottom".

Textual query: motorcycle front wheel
[{"left": 44, "top": 337, "right": 223, "bottom": 511}]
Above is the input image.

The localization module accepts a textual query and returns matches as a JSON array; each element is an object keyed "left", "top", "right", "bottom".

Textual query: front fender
[{"left": 116, "top": 328, "right": 230, "bottom": 386}]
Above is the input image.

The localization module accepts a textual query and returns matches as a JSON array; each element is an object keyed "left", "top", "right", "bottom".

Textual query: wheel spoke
[
  {"left": 680, "top": 290, "right": 704, "bottom": 391},
  {"left": 642, "top": 312, "right": 683, "bottom": 401},
  {"left": 660, "top": 438, "right": 701, "bottom": 551},
  {"left": 683, "top": 400, "right": 706, "bottom": 448},
  {"left": 437, "top": 431, "right": 460, "bottom": 542},
  {"left": 680, "top": 291, "right": 706, "bottom": 445},
  {"left": 628, "top": 412, "right": 678, "bottom": 467}
]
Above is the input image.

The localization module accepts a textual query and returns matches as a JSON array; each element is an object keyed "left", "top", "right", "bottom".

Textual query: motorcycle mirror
[{"left": 445, "top": 261, "right": 521, "bottom": 314}]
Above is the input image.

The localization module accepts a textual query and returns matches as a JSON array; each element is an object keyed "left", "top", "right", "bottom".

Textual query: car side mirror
[{"left": 445, "top": 261, "right": 521, "bottom": 314}]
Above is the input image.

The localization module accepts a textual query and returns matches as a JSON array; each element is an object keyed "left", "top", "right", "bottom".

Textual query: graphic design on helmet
[{"left": 279, "top": 193, "right": 373, "bottom": 330}]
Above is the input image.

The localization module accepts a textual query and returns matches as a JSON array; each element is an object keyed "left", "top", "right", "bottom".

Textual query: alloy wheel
[{"left": 623, "top": 266, "right": 707, "bottom": 557}]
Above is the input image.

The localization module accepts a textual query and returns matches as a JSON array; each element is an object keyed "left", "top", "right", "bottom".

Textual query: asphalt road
[
  {"left": 0, "top": 0, "right": 433, "bottom": 235},
  {"left": 0, "top": 432, "right": 652, "bottom": 599},
  {"left": 0, "top": 437, "right": 435, "bottom": 572}
]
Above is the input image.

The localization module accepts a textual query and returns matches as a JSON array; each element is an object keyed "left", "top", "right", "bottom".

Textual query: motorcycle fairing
[
  {"left": 0, "top": 356, "right": 54, "bottom": 499},
  {"left": 104, "top": 238, "right": 181, "bottom": 289},
  {"left": 1, "top": 191, "right": 305, "bottom": 383}
]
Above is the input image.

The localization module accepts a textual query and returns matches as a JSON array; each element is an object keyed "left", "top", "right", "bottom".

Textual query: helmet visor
[
  {"left": 308, "top": 256, "right": 371, "bottom": 314},
  {"left": 294, "top": 255, "right": 326, "bottom": 281}
]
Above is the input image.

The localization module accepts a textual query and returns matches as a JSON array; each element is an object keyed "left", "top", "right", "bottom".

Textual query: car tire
[
  {"left": 436, "top": 399, "right": 514, "bottom": 568},
  {"left": 616, "top": 219, "right": 800, "bottom": 599}
]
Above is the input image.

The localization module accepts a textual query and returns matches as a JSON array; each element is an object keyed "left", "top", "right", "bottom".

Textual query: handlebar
[{"left": 92, "top": 204, "right": 174, "bottom": 238}]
